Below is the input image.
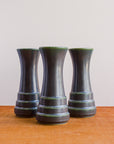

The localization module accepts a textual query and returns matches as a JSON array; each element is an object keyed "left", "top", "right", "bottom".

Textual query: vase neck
[
  {"left": 40, "top": 48, "right": 67, "bottom": 97},
  {"left": 17, "top": 49, "right": 39, "bottom": 93},
  {"left": 70, "top": 49, "right": 93, "bottom": 93}
]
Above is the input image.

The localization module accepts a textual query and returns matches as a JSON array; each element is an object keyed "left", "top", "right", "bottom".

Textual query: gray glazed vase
[
  {"left": 36, "top": 47, "right": 70, "bottom": 124},
  {"left": 68, "top": 48, "right": 96, "bottom": 117},
  {"left": 14, "top": 49, "right": 40, "bottom": 117}
]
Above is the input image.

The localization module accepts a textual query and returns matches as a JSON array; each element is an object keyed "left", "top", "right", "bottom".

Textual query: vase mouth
[
  {"left": 17, "top": 48, "right": 39, "bottom": 51},
  {"left": 39, "top": 47, "right": 68, "bottom": 50},
  {"left": 69, "top": 48, "right": 93, "bottom": 50}
]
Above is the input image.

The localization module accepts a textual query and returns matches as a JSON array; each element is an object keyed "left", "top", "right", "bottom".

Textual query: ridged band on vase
[
  {"left": 14, "top": 49, "right": 40, "bottom": 117},
  {"left": 36, "top": 47, "right": 70, "bottom": 124},
  {"left": 68, "top": 49, "right": 96, "bottom": 117},
  {"left": 37, "top": 96, "right": 69, "bottom": 123}
]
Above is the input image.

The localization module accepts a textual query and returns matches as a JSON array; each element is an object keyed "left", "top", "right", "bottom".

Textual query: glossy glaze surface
[
  {"left": 14, "top": 49, "right": 40, "bottom": 117},
  {"left": 36, "top": 47, "right": 69, "bottom": 124},
  {"left": 68, "top": 48, "right": 96, "bottom": 117}
]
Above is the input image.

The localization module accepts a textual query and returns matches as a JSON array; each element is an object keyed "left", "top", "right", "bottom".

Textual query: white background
[{"left": 0, "top": 0, "right": 114, "bottom": 106}]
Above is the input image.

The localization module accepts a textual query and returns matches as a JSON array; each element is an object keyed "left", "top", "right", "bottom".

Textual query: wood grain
[{"left": 0, "top": 106, "right": 114, "bottom": 144}]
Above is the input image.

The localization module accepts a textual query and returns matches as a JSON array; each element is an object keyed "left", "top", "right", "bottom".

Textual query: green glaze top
[
  {"left": 70, "top": 48, "right": 93, "bottom": 50},
  {"left": 17, "top": 48, "right": 39, "bottom": 51},
  {"left": 39, "top": 47, "right": 68, "bottom": 50}
]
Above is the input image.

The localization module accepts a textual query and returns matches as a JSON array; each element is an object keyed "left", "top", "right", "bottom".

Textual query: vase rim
[
  {"left": 39, "top": 47, "right": 68, "bottom": 50},
  {"left": 69, "top": 48, "right": 93, "bottom": 50},
  {"left": 17, "top": 48, "right": 39, "bottom": 51}
]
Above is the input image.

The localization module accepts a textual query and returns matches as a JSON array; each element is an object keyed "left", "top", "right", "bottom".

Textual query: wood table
[{"left": 0, "top": 106, "right": 114, "bottom": 144}]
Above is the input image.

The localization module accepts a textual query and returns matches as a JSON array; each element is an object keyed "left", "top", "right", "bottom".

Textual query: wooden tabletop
[{"left": 0, "top": 106, "right": 114, "bottom": 144}]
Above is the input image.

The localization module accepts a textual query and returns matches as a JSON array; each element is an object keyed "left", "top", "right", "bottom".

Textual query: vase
[
  {"left": 36, "top": 47, "right": 69, "bottom": 124},
  {"left": 14, "top": 49, "right": 40, "bottom": 117},
  {"left": 68, "top": 48, "right": 96, "bottom": 117}
]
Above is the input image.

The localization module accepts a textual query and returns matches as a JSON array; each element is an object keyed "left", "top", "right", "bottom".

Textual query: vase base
[
  {"left": 37, "top": 96, "right": 69, "bottom": 124},
  {"left": 38, "top": 121, "right": 68, "bottom": 125},
  {"left": 15, "top": 114, "right": 35, "bottom": 118},
  {"left": 69, "top": 113, "right": 96, "bottom": 118},
  {"left": 14, "top": 107, "right": 37, "bottom": 117},
  {"left": 36, "top": 112, "right": 70, "bottom": 124},
  {"left": 68, "top": 108, "right": 96, "bottom": 118}
]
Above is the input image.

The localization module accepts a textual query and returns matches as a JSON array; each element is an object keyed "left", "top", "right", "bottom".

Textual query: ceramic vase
[
  {"left": 14, "top": 49, "right": 40, "bottom": 117},
  {"left": 68, "top": 48, "right": 96, "bottom": 117},
  {"left": 36, "top": 47, "right": 69, "bottom": 124}
]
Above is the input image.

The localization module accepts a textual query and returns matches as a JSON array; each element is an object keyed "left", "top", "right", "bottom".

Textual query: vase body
[
  {"left": 14, "top": 49, "right": 40, "bottom": 117},
  {"left": 36, "top": 47, "right": 69, "bottom": 124},
  {"left": 68, "top": 48, "right": 96, "bottom": 117}
]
